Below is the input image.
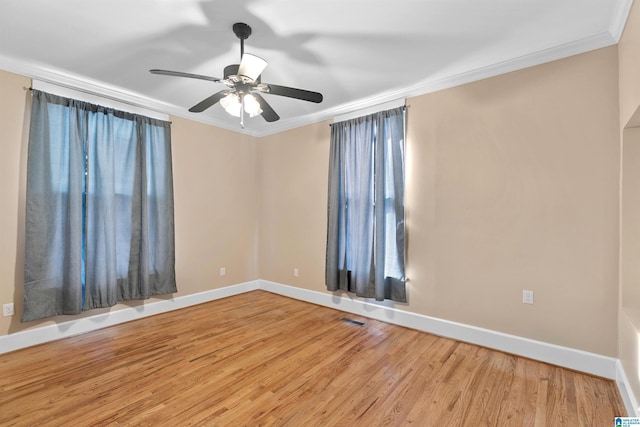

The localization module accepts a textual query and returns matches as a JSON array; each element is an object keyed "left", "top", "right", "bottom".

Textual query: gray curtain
[
  {"left": 326, "top": 106, "right": 406, "bottom": 302},
  {"left": 23, "top": 90, "right": 176, "bottom": 322}
]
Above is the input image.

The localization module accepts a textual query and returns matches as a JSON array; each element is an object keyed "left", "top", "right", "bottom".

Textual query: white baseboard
[
  {"left": 260, "top": 280, "right": 640, "bottom": 414},
  {"left": 617, "top": 359, "right": 640, "bottom": 416},
  {"left": 258, "top": 280, "right": 619, "bottom": 379},
  {"left": 0, "top": 280, "right": 259, "bottom": 355},
  {"left": 1, "top": 279, "right": 635, "bottom": 415}
]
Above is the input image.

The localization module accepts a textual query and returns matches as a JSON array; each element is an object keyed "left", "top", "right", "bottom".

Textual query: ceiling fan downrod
[
  {"left": 233, "top": 22, "right": 252, "bottom": 59},
  {"left": 233, "top": 23, "right": 258, "bottom": 128}
]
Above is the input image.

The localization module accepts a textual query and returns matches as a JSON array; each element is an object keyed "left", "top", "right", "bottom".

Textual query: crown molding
[
  {"left": 255, "top": 31, "right": 618, "bottom": 137},
  {"left": 0, "top": 28, "right": 619, "bottom": 138},
  {"left": 0, "top": 54, "right": 257, "bottom": 137},
  {"left": 1, "top": 55, "right": 172, "bottom": 115},
  {"left": 610, "top": 0, "right": 634, "bottom": 42}
]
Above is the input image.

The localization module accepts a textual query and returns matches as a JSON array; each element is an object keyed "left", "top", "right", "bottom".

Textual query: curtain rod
[
  {"left": 25, "top": 86, "right": 172, "bottom": 123},
  {"left": 329, "top": 104, "right": 407, "bottom": 126},
  {"left": 27, "top": 80, "right": 171, "bottom": 122}
]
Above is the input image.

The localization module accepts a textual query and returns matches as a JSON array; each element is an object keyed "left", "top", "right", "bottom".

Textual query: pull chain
[{"left": 240, "top": 94, "right": 245, "bottom": 129}]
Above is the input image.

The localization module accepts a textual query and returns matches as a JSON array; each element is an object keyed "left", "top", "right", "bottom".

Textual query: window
[
  {"left": 22, "top": 90, "right": 176, "bottom": 322},
  {"left": 325, "top": 106, "right": 406, "bottom": 302}
]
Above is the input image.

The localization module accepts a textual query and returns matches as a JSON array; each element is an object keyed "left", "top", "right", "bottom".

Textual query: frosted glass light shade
[
  {"left": 238, "top": 53, "right": 267, "bottom": 81},
  {"left": 220, "top": 93, "right": 241, "bottom": 117},
  {"left": 243, "top": 94, "right": 263, "bottom": 117}
]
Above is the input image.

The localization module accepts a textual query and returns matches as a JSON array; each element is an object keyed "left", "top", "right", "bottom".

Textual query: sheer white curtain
[
  {"left": 326, "top": 106, "right": 406, "bottom": 302},
  {"left": 22, "top": 90, "right": 176, "bottom": 321}
]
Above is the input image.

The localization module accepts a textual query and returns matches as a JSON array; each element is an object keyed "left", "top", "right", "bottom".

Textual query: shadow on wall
[{"left": 330, "top": 289, "right": 409, "bottom": 324}]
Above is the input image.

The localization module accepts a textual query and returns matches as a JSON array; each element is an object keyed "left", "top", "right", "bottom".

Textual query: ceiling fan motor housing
[{"left": 224, "top": 64, "right": 240, "bottom": 80}]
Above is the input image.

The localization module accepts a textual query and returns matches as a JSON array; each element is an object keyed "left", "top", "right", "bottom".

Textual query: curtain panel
[
  {"left": 326, "top": 106, "right": 406, "bottom": 302},
  {"left": 22, "top": 90, "right": 177, "bottom": 322}
]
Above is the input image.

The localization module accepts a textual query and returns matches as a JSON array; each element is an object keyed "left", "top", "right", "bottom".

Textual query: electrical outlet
[
  {"left": 220, "top": 267, "right": 226, "bottom": 276},
  {"left": 3, "top": 303, "right": 14, "bottom": 317},
  {"left": 522, "top": 290, "right": 534, "bottom": 305},
  {"left": 293, "top": 268, "right": 299, "bottom": 277}
]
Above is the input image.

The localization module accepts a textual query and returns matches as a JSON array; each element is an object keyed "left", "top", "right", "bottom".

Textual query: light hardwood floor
[{"left": 0, "top": 290, "right": 626, "bottom": 426}]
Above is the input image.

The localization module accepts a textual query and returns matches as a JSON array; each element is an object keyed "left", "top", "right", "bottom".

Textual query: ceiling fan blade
[
  {"left": 264, "top": 84, "right": 323, "bottom": 103},
  {"left": 189, "top": 90, "right": 231, "bottom": 113},
  {"left": 150, "top": 69, "right": 222, "bottom": 83},
  {"left": 238, "top": 53, "right": 267, "bottom": 82},
  {"left": 253, "top": 93, "right": 280, "bottom": 122}
]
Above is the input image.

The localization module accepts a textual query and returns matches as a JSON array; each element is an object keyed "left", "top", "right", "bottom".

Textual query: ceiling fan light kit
[
  {"left": 221, "top": 92, "right": 262, "bottom": 116},
  {"left": 150, "top": 22, "right": 323, "bottom": 128}
]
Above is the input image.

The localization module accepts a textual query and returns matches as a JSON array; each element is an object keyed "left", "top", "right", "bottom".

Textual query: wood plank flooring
[{"left": 0, "top": 290, "right": 626, "bottom": 426}]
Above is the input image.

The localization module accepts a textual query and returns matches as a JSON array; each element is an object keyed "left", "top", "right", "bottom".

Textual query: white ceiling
[{"left": 0, "top": 0, "right": 633, "bottom": 136}]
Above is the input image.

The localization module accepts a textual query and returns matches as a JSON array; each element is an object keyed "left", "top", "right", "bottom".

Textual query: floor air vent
[{"left": 340, "top": 317, "right": 365, "bottom": 326}]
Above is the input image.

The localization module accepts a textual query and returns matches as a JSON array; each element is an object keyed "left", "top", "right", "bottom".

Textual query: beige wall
[
  {"left": 258, "top": 120, "right": 331, "bottom": 290},
  {"left": 0, "top": 41, "right": 624, "bottom": 360},
  {"left": 259, "top": 46, "right": 621, "bottom": 356},
  {"left": 619, "top": 0, "right": 640, "bottom": 409},
  {"left": 0, "top": 70, "right": 30, "bottom": 336},
  {"left": 0, "top": 69, "right": 259, "bottom": 336},
  {"left": 620, "top": 1, "right": 640, "bottom": 128},
  {"left": 409, "top": 47, "right": 620, "bottom": 355},
  {"left": 620, "top": 126, "right": 640, "bottom": 404},
  {"left": 172, "top": 117, "right": 259, "bottom": 292}
]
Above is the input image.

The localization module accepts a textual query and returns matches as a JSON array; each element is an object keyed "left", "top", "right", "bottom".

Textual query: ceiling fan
[{"left": 150, "top": 22, "right": 323, "bottom": 128}]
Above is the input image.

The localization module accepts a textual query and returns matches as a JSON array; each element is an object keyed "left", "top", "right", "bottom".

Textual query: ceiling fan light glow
[
  {"left": 243, "top": 94, "right": 263, "bottom": 117},
  {"left": 238, "top": 53, "right": 267, "bottom": 81},
  {"left": 220, "top": 93, "right": 241, "bottom": 117}
]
